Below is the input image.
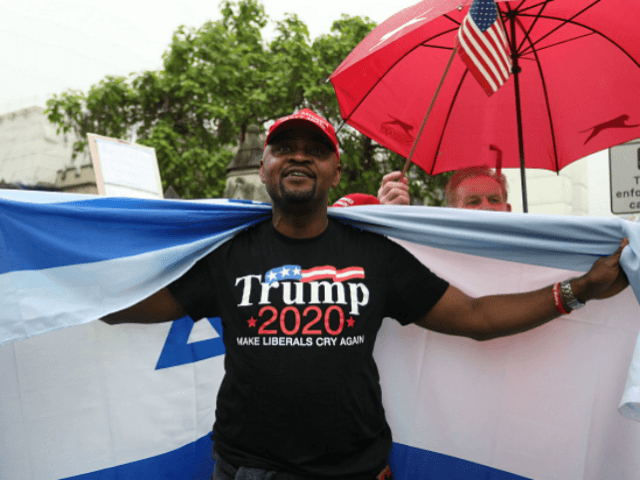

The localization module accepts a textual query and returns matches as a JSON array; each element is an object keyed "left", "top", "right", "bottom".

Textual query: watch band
[
  {"left": 560, "top": 279, "right": 585, "bottom": 311},
  {"left": 552, "top": 282, "right": 569, "bottom": 314}
]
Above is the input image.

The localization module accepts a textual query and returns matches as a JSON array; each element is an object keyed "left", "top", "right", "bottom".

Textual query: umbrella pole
[
  {"left": 402, "top": 47, "right": 458, "bottom": 176},
  {"left": 511, "top": 28, "right": 528, "bottom": 212},
  {"left": 514, "top": 76, "right": 529, "bottom": 213}
]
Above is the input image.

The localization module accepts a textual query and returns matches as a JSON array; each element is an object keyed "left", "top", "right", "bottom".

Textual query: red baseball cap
[
  {"left": 265, "top": 109, "right": 340, "bottom": 162},
  {"left": 332, "top": 193, "right": 381, "bottom": 207}
]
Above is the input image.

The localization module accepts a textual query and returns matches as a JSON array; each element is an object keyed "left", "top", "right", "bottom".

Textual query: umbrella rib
[
  {"left": 516, "top": 0, "right": 601, "bottom": 55},
  {"left": 513, "top": 15, "right": 560, "bottom": 171},
  {"left": 511, "top": 0, "right": 553, "bottom": 15},
  {"left": 523, "top": 32, "right": 595, "bottom": 55},
  {"left": 508, "top": 0, "right": 551, "bottom": 55},
  {"left": 340, "top": 27, "right": 459, "bottom": 122},
  {"left": 418, "top": 45, "right": 455, "bottom": 51},
  {"left": 514, "top": 0, "right": 528, "bottom": 10},
  {"left": 517, "top": 14, "right": 640, "bottom": 70},
  {"left": 429, "top": 70, "right": 469, "bottom": 176},
  {"left": 442, "top": 14, "right": 461, "bottom": 27}
]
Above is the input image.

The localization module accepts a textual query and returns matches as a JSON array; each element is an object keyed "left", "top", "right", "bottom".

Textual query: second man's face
[{"left": 454, "top": 176, "right": 511, "bottom": 212}]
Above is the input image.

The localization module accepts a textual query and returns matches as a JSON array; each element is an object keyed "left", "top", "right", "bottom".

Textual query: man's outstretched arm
[
  {"left": 101, "top": 288, "right": 186, "bottom": 325},
  {"left": 417, "top": 239, "right": 630, "bottom": 341}
]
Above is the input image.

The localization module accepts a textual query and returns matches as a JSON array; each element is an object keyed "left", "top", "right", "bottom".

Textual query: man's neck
[{"left": 271, "top": 207, "right": 329, "bottom": 239}]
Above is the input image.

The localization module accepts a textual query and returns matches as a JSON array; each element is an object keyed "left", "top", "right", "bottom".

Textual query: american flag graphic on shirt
[{"left": 265, "top": 265, "right": 365, "bottom": 284}]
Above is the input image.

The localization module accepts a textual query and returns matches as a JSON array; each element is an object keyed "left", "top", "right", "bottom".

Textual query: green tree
[{"left": 46, "top": 0, "right": 450, "bottom": 204}]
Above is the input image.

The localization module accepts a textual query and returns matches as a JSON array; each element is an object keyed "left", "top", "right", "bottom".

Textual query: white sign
[
  {"left": 87, "top": 134, "right": 163, "bottom": 199},
  {"left": 610, "top": 140, "right": 640, "bottom": 214}
]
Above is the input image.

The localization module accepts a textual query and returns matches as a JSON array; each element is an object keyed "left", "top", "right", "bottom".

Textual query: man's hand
[
  {"left": 378, "top": 171, "right": 410, "bottom": 205},
  {"left": 572, "top": 238, "right": 630, "bottom": 302}
]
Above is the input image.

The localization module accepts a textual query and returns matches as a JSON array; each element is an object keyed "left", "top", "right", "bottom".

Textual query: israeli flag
[{"left": 2, "top": 190, "right": 640, "bottom": 480}]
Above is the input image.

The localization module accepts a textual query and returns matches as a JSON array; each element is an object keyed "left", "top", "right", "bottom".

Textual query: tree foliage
[{"left": 46, "top": 0, "right": 450, "bottom": 204}]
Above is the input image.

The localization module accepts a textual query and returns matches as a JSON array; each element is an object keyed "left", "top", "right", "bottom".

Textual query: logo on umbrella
[
  {"left": 369, "top": 9, "right": 433, "bottom": 51},
  {"left": 380, "top": 116, "right": 414, "bottom": 145},
  {"left": 580, "top": 114, "right": 640, "bottom": 145}
]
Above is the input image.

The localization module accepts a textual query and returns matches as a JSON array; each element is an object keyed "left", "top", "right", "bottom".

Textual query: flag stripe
[
  {"left": 484, "top": 24, "right": 511, "bottom": 79},
  {"left": 460, "top": 17, "right": 501, "bottom": 91},
  {"left": 300, "top": 266, "right": 365, "bottom": 283},
  {"left": 491, "top": 19, "right": 511, "bottom": 69},
  {"left": 0, "top": 195, "right": 271, "bottom": 274},
  {"left": 456, "top": 0, "right": 512, "bottom": 95},
  {"left": 2, "top": 191, "right": 640, "bottom": 347},
  {"left": 461, "top": 17, "right": 510, "bottom": 90}
]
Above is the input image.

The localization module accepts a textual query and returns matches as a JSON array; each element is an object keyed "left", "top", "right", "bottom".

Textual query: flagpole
[{"left": 402, "top": 46, "right": 458, "bottom": 176}]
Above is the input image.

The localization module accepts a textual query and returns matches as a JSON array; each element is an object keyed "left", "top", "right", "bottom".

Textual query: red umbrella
[{"left": 329, "top": 0, "right": 640, "bottom": 211}]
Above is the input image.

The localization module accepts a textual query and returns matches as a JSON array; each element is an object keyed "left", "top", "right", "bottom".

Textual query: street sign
[{"left": 609, "top": 140, "right": 640, "bottom": 214}]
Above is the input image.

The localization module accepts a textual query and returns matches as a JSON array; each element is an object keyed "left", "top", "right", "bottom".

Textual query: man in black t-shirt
[
  {"left": 103, "top": 109, "right": 630, "bottom": 480},
  {"left": 167, "top": 209, "right": 447, "bottom": 479}
]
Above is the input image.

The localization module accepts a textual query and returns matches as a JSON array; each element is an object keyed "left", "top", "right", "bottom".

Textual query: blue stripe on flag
[
  {"left": 390, "top": 442, "right": 532, "bottom": 480},
  {"left": 0, "top": 197, "right": 270, "bottom": 273},
  {"left": 2, "top": 192, "right": 639, "bottom": 346},
  {"left": 60, "top": 437, "right": 531, "bottom": 480}
]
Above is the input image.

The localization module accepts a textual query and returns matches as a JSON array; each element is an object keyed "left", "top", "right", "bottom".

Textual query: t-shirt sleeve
[
  {"left": 380, "top": 238, "right": 449, "bottom": 326},
  {"left": 166, "top": 254, "right": 218, "bottom": 321}
]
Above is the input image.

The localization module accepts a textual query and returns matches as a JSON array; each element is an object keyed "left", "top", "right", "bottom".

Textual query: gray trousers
[
  {"left": 210, "top": 451, "right": 298, "bottom": 480},
  {"left": 210, "top": 451, "right": 393, "bottom": 480}
]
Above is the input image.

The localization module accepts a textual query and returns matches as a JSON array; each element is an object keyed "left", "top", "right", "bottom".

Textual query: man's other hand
[{"left": 572, "top": 238, "right": 630, "bottom": 302}]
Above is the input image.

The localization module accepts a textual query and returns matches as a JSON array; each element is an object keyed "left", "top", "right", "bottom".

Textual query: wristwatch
[{"left": 560, "top": 279, "right": 585, "bottom": 311}]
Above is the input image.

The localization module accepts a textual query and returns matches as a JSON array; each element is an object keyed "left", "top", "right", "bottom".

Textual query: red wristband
[{"left": 553, "top": 282, "right": 569, "bottom": 315}]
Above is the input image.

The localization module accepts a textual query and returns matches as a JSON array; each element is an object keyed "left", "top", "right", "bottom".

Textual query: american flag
[
  {"left": 265, "top": 265, "right": 365, "bottom": 284},
  {"left": 456, "top": 0, "right": 512, "bottom": 96}
]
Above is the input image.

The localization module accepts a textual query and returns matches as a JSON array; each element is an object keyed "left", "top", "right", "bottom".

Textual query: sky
[{"left": 1, "top": 0, "right": 419, "bottom": 115}]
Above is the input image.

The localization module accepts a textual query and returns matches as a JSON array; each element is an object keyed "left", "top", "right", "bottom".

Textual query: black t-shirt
[{"left": 168, "top": 218, "right": 449, "bottom": 479}]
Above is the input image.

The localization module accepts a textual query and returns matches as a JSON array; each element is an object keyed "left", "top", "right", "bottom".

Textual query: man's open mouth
[{"left": 284, "top": 169, "right": 314, "bottom": 179}]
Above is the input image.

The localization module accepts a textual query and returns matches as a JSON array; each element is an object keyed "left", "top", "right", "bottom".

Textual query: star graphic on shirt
[
  {"left": 292, "top": 266, "right": 301, "bottom": 276},
  {"left": 267, "top": 271, "right": 278, "bottom": 282},
  {"left": 247, "top": 317, "right": 257, "bottom": 328},
  {"left": 280, "top": 266, "right": 290, "bottom": 277},
  {"left": 346, "top": 317, "right": 356, "bottom": 327}
]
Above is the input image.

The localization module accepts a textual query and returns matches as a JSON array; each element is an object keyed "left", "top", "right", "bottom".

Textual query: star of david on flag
[
  {"left": 456, "top": 0, "right": 512, "bottom": 96},
  {"left": 265, "top": 265, "right": 366, "bottom": 284}
]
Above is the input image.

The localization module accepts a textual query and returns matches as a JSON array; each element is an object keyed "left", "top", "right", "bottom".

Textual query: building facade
[{"left": 0, "top": 106, "right": 97, "bottom": 193}]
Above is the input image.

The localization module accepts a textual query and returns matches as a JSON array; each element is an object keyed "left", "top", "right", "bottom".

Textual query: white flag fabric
[
  {"left": 1, "top": 190, "right": 640, "bottom": 480},
  {"left": 619, "top": 331, "right": 640, "bottom": 422}
]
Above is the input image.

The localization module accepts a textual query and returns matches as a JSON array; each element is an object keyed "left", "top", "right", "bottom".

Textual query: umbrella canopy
[{"left": 330, "top": 0, "right": 640, "bottom": 180}]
